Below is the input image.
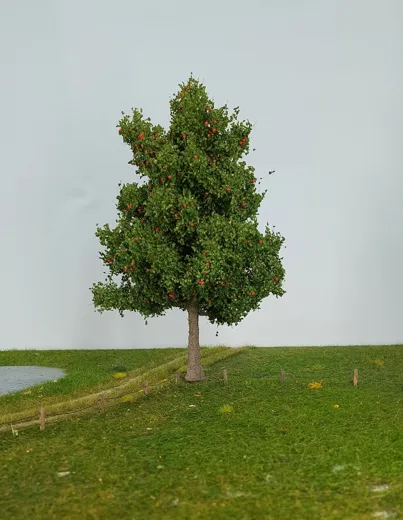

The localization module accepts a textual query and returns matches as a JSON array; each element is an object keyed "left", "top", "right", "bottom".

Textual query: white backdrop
[{"left": 1, "top": 0, "right": 402, "bottom": 350}]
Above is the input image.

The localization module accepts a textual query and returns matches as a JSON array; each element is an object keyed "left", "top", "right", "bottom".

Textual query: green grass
[
  {"left": 0, "top": 347, "right": 238, "bottom": 426},
  {"left": 1, "top": 345, "right": 403, "bottom": 520},
  {"left": 0, "top": 348, "right": 184, "bottom": 417}
]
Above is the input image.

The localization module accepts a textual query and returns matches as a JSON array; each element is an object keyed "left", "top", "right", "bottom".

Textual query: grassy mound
[
  {"left": 1, "top": 344, "right": 403, "bottom": 520},
  {"left": 0, "top": 347, "right": 241, "bottom": 428}
]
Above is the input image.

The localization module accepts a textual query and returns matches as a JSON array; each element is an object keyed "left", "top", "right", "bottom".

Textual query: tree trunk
[{"left": 185, "top": 293, "right": 205, "bottom": 382}]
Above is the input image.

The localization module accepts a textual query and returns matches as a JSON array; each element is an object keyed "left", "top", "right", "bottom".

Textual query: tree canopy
[{"left": 91, "top": 76, "right": 285, "bottom": 333}]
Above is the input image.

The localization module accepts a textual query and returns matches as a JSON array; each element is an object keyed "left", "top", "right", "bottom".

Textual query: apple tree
[{"left": 91, "top": 76, "right": 285, "bottom": 381}]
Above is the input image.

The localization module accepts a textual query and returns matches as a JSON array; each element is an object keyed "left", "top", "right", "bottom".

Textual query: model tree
[{"left": 91, "top": 76, "right": 285, "bottom": 381}]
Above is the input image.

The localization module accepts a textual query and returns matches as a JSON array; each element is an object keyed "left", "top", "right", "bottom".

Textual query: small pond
[{"left": 0, "top": 366, "right": 65, "bottom": 395}]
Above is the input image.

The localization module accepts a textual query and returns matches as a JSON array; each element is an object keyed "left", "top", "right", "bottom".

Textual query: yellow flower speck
[
  {"left": 308, "top": 381, "right": 323, "bottom": 389},
  {"left": 373, "top": 359, "right": 384, "bottom": 367},
  {"left": 113, "top": 372, "right": 127, "bottom": 379},
  {"left": 332, "top": 404, "right": 340, "bottom": 408},
  {"left": 219, "top": 405, "right": 233, "bottom": 414}
]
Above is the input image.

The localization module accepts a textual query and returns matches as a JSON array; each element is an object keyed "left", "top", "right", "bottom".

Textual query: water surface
[{"left": 0, "top": 366, "right": 65, "bottom": 395}]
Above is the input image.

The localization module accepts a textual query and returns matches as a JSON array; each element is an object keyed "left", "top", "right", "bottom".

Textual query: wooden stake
[
  {"left": 353, "top": 369, "right": 358, "bottom": 387},
  {"left": 223, "top": 369, "right": 228, "bottom": 385},
  {"left": 144, "top": 381, "right": 149, "bottom": 395},
  {"left": 97, "top": 393, "right": 105, "bottom": 413},
  {"left": 39, "top": 406, "right": 45, "bottom": 431},
  {"left": 175, "top": 372, "right": 181, "bottom": 385},
  {"left": 280, "top": 370, "right": 285, "bottom": 384}
]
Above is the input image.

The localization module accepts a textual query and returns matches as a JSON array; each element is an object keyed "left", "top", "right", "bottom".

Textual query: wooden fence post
[
  {"left": 39, "top": 406, "right": 45, "bottom": 431},
  {"left": 144, "top": 381, "right": 149, "bottom": 395},
  {"left": 353, "top": 369, "right": 358, "bottom": 387},
  {"left": 175, "top": 372, "right": 181, "bottom": 385},
  {"left": 280, "top": 370, "right": 285, "bottom": 384},
  {"left": 223, "top": 369, "right": 228, "bottom": 385},
  {"left": 97, "top": 393, "right": 105, "bottom": 413}
]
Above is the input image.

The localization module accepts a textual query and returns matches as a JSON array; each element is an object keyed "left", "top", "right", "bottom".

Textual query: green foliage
[{"left": 91, "top": 76, "right": 285, "bottom": 325}]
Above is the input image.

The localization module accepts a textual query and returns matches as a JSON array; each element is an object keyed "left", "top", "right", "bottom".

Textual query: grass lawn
[
  {"left": 1, "top": 345, "right": 403, "bottom": 520},
  {"left": 0, "top": 348, "right": 184, "bottom": 417}
]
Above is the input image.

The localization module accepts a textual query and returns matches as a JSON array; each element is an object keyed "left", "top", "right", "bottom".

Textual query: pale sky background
[{"left": 0, "top": 0, "right": 402, "bottom": 350}]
